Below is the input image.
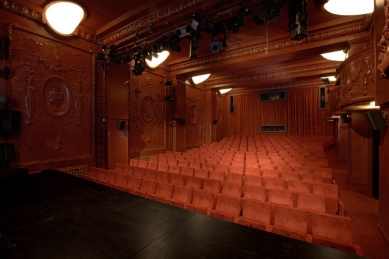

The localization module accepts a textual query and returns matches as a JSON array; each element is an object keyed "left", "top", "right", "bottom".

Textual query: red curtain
[{"left": 226, "top": 88, "right": 333, "bottom": 136}]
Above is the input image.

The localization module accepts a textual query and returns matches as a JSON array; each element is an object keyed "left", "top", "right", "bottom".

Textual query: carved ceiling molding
[
  {"left": 101, "top": 0, "right": 206, "bottom": 46},
  {"left": 205, "top": 63, "right": 340, "bottom": 87},
  {"left": 0, "top": 0, "right": 42, "bottom": 23},
  {"left": 169, "top": 19, "right": 371, "bottom": 72},
  {"left": 227, "top": 81, "right": 323, "bottom": 95},
  {"left": 76, "top": 29, "right": 97, "bottom": 44}
]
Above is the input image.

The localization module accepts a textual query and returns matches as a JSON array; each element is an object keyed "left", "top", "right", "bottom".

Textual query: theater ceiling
[{"left": 16, "top": 0, "right": 372, "bottom": 93}]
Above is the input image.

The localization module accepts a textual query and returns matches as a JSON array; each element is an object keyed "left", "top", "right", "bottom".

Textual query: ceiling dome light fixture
[
  {"left": 145, "top": 51, "right": 170, "bottom": 68},
  {"left": 219, "top": 88, "right": 232, "bottom": 94},
  {"left": 320, "top": 50, "right": 348, "bottom": 61},
  {"left": 192, "top": 74, "right": 211, "bottom": 84},
  {"left": 323, "top": 0, "right": 374, "bottom": 16},
  {"left": 43, "top": 1, "right": 86, "bottom": 36}
]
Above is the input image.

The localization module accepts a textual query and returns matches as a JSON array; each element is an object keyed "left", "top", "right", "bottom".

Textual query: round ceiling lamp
[
  {"left": 323, "top": 0, "right": 374, "bottom": 16},
  {"left": 145, "top": 51, "right": 170, "bottom": 68},
  {"left": 192, "top": 74, "right": 211, "bottom": 84},
  {"left": 43, "top": 1, "right": 86, "bottom": 36}
]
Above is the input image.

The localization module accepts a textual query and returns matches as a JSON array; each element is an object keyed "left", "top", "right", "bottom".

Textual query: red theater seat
[
  {"left": 242, "top": 184, "right": 266, "bottom": 202},
  {"left": 124, "top": 176, "right": 142, "bottom": 194},
  {"left": 165, "top": 186, "right": 194, "bottom": 208},
  {"left": 208, "top": 170, "right": 226, "bottom": 181},
  {"left": 221, "top": 182, "right": 242, "bottom": 198},
  {"left": 157, "top": 163, "right": 169, "bottom": 172},
  {"left": 194, "top": 168, "right": 209, "bottom": 179},
  {"left": 133, "top": 167, "right": 145, "bottom": 178},
  {"left": 301, "top": 172, "right": 322, "bottom": 183},
  {"left": 149, "top": 182, "right": 174, "bottom": 203},
  {"left": 263, "top": 177, "right": 285, "bottom": 190},
  {"left": 129, "top": 159, "right": 138, "bottom": 167},
  {"left": 114, "top": 163, "right": 126, "bottom": 173},
  {"left": 210, "top": 194, "right": 241, "bottom": 222},
  {"left": 138, "top": 160, "right": 148, "bottom": 168},
  {"left": 214, "top": 164, "right": 229, "bottom": 172},
  {"left": 312, "top": 183, "right": 339, "bottom": 199},
  {"left": 134, "top": 179, "right": 157, "bottom": 198},
  {"left": 312, "top": 212, "right": 360, "bottom": 255},
  {"left": 143, "top": 168, "right": 157, "bottom": 180},
  {"left": 243, "top": 175, "right": 263, "bottom": 186},
  {"left": 262, "top": 169, "right": 280, "bottom": 178},
  {"left": 189, "top": 161, "right": 202, "bottom": 169},
  {"left": 147, "top": 161, "right": 158, "bottom": 170},
  {"left": 169, "top": 174, "right": 186, "bottom": 186},
  {"left": 226, "top": 172, "right": 243, "bottom": 184},
  {"left": 245, "top": 168, "right": 261, "bottom": 177},
  {"left": 186, "top": 189, "right": 215, "bottom": 215},
  {"left": 177, "top": 159, "right": 189, "bottom": 167},
  {"left": 268, "top": 189, "right": 294, "bottom": 207},
  {"left": 124, "top": 165, "right": 134, "bottom": 175},
  {"left": 185, "top": 176, "right": 203, "bottom": 189},
  {"left": 202, "top": 178, "right": 222, "bottom": 193},
  {"left": 295, "top": 192, "right": 326, "bottom": 213},
  {"left": 287, "top": 180, "right": 310, "bottom": 193},
  {"left": 238, "top": 200, "right": 271, "bottom": 231},
  {"left": 202, "top": 163, "right": 215, "bottom": 171},
  {"left": 272, "top": 205, "right": 312, "bottom": 242},
  {"left": 114, "top": 173, "right": 128, "bottom": 190},
  {"left": 155, "top": 171, "right": 171, "bottom": 183},
  {"left": 281, "top": 171, "right": 300, "bottom": 181},
  {"left": 229, "top": 166, "right": 244, "bottom": 174},
  {"left": 181, "top": 167, "right": 194, "bottom": 177},
  {"left": 168, "top": 164, "right": 181, "bottom": 174}
]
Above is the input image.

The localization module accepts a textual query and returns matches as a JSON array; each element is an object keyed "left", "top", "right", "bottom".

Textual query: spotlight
[
  {"left": 132, "top": 55, "right": 145, "bottom": 76},
  {"left": 96, "top": 52, "right": 105, "bottom": 61},
  {"left": 135, "top": 31, "right": 141, "bottom": 40},
  {"left": 288, "top": 0, "right": 308, "bottom": 41},
  {"left": 251, "top": 6, "right": 267, "bottom": 25},
  {"left": 264, "top": 0, "right": 282, "bottom": 24},
  {"left": 321, "top": 78, "right": 330, "bottom": 85},
  {"left": 167, "top": 35, "right": 181, "bottom": 52},
  {"left": 191, "top": 14, "right": 200, "bottom": 31},
  {"left": 210, "top": 23, "right": 227, "bottom": 53}
]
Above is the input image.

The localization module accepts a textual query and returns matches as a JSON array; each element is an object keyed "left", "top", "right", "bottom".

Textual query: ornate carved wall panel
[
  {"left": 216, "top": 95, "right": 226, "bottom": 142},
  {"left": 7, "top": 24, "right": 94, "bottom": 167},
  {"left": 129, "top": 71, "right": 166, "bottom": 154},
  {"left": 185, "top": 85, "right": 203, "bottom": 148},
  {"left": 329, "top": 47, "right": 375, "bottom": 114}
]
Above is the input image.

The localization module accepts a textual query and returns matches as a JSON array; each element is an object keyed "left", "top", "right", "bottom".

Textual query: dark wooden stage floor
[{"left": 0, "top": 170, "right": 364, "bottom": 259}]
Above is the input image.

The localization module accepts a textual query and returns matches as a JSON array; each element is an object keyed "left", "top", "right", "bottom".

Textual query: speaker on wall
[
  {"left": 366, "top": 111, "right": 387, "bottom": 131},
  {"left": 0, "top": 142, "right": 15, "bottom": 162},
  {"left": 340, "top": 114, "right": 349, "bottom": 124},
  {"left": 0, "top": 109, "right": 20, "bottom": 136}
]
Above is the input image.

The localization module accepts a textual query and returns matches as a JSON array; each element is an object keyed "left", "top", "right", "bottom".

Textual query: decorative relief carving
[
  {"left": 130, "top": 72, "right": 165, "bottom": 152},
  {"left": 42, "top": 76, "right": 71, "bottom": 116},
  {"left": 8, "top": 25, "right": 94, "bottom": 163},
  {"left": 329, "top": 47, "right": 375, "bottom": 113},
  {"left": 0, "top": 0, "right": 42, "bottom": 23},
  {"left": 76, "top": 29, "right": 97, "bottom": 44},
  {"left": 378, "top": 0, "right": 389, "bottom": 78},
  {"left": 186, "top": 86, "right": 203, "bottom": 148},
  {"left": 228, "top": 81, "right": 322, "bottom": 95},
  {"left": 101, "top": 0, "right": 206, "bottom": 45}
]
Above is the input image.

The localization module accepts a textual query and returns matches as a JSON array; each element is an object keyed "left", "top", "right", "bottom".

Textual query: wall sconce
[
  {"left": 219, "top": 88, "right": 232, "bottom": 94},
  {"left": 43, "top": 1, "right": 86, "bottom": 36},
  {"left": 321, "top": 50, "right": 348, "bottom": 61}
]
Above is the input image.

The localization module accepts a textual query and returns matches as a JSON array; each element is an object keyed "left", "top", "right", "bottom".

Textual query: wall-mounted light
[
  {"left": 43, "top": 1, "right": 86, "bottom": 36},
  {"left": 219, "top": 88, "right": 232, "bottom": 94},
  {"left": 145, "top": 51, "right": 170, "bottom": 68},
  {"left": 192, "top": 74, "right": 211, "bottom": 84},
  {"left": 322, "top": 76, "right": 337, "bottom": 82},
  {"left": 323, "top": 0, "right": 374, "bottom": 16},
  {"left": 321, "top": 50, "right": 348, "bottom": 61}
]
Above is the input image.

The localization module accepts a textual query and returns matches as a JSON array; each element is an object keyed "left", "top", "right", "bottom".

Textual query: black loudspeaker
[
  {"left": 212, "top": 119, "right": 217, "bottom": 125},
  {"left": 0, "top": 109, "right": 20, "bottom": 136},
  {"left": 0, "top": 143, "right": 15, "bottom": 162},
  {"left": 367, "top": 111, "right": 387, "bottom": 131},
  {"left": 118, "top": 120, "right": 126, "bottom": 130},
  {"left": 340, "top": 114, "right": 349, "bottom": 124}
]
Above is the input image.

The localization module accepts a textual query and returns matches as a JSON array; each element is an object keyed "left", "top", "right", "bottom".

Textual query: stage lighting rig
[
  {"left": 288, "top": 0, "right": 308, "bottom": 41},
  {"left": 132, "top": 53, "right": 146, "bottom": 76},
  {"left": 210, "top": 23, "right": 227, "bottom": 53}
]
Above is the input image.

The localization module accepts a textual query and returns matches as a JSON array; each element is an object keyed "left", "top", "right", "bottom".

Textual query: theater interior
[{"left": 1, "top": 0, "right": 389, "bottom": 258}]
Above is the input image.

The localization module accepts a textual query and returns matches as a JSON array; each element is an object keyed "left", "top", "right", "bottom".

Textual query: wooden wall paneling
[
  {"left": 379, "top": 106, "right": 389, "bottom": 243},
  {"left": 337, "top": 120, "right": 349, "bottom": 160},
  {"left": 185, "top": 85, "right": 203, "bottom": 149},
  {"left": 107, "top": 64, "right": 130, "bottom": 169},
  {"left": 204, "top": 90, "right": 212, "bottom": 144},
  {"left": 347, "top": 112, "right": 372, "bottom": 185},
  {"left": 128, "top": 71, "right": 166, "bottom": 158},
  {"left": 7, "top": 25, "right": 94, "bottom": 172}
]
